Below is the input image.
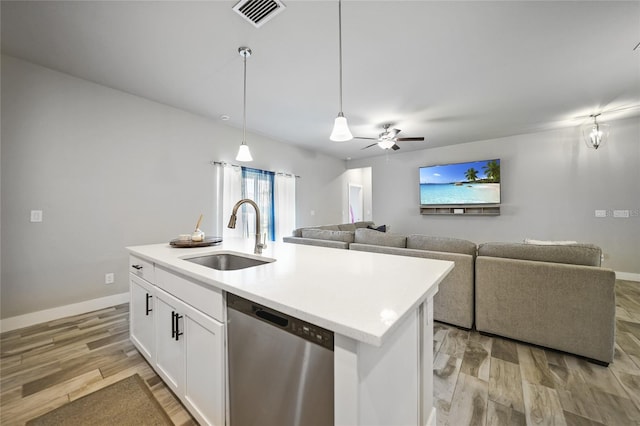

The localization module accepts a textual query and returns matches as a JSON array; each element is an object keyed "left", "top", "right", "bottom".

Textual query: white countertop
[{"left": 127, "top": 238, "right": 453, "bottom": 347}]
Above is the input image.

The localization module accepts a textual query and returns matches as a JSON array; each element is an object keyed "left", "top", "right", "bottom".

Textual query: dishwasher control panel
[{"left": 227, "top": 293, "right": 334, "bottom": 351}]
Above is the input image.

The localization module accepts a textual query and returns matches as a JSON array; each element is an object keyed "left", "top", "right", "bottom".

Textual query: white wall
[
  {"left": 0, "top": 55, "right": 346, "bottom": 318},
  {"left": 348, "top": 117, "right": 640, "bottom": 275}
]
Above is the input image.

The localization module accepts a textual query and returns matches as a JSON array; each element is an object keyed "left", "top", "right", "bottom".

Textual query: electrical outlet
[
  {"left": 105, "top": 273, "right": 115, "bottom": 284},
  {"left": 630, "top": 209, "right": 639, "bottom": 217},
  {"left": 30, "top": 210, "right": 43, "bottom": 222},
  {"left": 594, "top": 210, "right": 607, "bottom": 218}
]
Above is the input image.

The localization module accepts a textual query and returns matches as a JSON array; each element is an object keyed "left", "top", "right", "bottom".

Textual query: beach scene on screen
[{"left": 420, "top": 159, "right": 500, "bottom": 205}]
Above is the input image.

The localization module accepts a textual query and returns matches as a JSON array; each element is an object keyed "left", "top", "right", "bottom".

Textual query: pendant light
[
  {"left": 329, "top": 0, "right": 353, "bottom": 142},
  {"left": 582, "top": 113, "right": 609, "bottom": 150},
  {"left": 236, "top": 46, "right": 253, "bottom": 162}
]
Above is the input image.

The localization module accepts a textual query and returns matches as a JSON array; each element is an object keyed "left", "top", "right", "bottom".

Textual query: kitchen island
[{"left": 128, "top": 238, "right": 453, "bottom": 425}]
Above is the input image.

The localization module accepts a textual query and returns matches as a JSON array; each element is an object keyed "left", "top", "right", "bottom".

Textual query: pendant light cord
[
  {"left": 338, "top": 0, "right": 344, "bottom": 113},
  {"left": 242, "top": 52, "right": 247, "bottom": 144}
]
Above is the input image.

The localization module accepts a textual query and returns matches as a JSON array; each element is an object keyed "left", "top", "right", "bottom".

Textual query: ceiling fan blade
[
  {"left": 353, "top": 136, "right": 378, "bottom": 140},
  {"left": 361, "top": 143, "right": 379, "bottom": 150},
  {"left": 395, "top": 137, "right": 425, "bottom": 141},
  {"left": 391, "top": 144, "right": 400, "bottom": 151}
]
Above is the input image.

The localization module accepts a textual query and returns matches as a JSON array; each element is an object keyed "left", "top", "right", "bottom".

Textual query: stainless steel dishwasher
[{"left": 227, "top": 293, "right": 334, "bottom": 426}]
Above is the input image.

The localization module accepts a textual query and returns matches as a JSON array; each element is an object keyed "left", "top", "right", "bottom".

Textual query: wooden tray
[{"left": 169, "top": 236, "right": 222, "bottom": 248}]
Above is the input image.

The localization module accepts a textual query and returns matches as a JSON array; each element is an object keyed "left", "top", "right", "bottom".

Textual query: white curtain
[
  {"left": 222, "top": 164, "right": 243, "bottom": 239},
  {"left": 274, "top": 173, "right": 296, "bottom": 242}
]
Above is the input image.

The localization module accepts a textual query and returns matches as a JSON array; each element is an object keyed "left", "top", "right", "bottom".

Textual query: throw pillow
[
  {"left": 367, "top": 224, "right": 387, "bottom": 232},
  {"left": 524, "top": 238, "right": 578, "bottom": 245}
]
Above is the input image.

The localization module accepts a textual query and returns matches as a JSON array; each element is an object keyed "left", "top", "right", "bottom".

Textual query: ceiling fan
[{"left": 355, "top": 124, "right": 425, "bottom": 150}]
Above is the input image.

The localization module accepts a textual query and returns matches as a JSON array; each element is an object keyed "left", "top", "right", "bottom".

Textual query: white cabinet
[
  {"left": 129, "top": 258, "right": 226, "bottom": 426},
  {"left": 129, "top": 274, "right": 155, "bottom": 363},
  {"left": 154, "top": 287, "right": 225, "bottom": 426},
  {"left": 155, "top": 290, "right": 184, "bottom": 392},
  {"left": 183, "top": 299, "right": 225, "bottom": 426}
]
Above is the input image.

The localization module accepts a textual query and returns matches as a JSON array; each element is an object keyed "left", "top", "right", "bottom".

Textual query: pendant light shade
[
  {"left": 330, "top": 0, "right": 353, "bottom": 142},
  {"left": 582, "top": 114, "right": 609, "bottom": 150},
  {"left": 330, "top": 113, "right": 353, "bottom": 142},
  {"left": 236, "top": 144, "right": 253, "bottom": 161},
  {"left": 236, "top": 46, "right": 253, "bottom": 162}
]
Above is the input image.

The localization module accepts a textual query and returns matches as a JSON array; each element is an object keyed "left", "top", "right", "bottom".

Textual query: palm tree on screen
[
  {"left": 465, "top": 168, "right": 479, "bottom": 182},
  {"left": 483, "top": 160, "right": 500, "bottom": 183}
]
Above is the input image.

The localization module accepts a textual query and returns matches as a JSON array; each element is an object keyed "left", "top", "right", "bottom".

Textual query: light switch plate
[{"left": 594, "top": 210, "right": 607, "bottom": 218}]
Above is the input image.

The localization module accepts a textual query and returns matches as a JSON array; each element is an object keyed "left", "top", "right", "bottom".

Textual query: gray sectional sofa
[
  {"left": 476, "top": 242, "right": 616, "bottom": 365},
  {"left": 283, "top": 223, "right": 617, "bottom": 365}
]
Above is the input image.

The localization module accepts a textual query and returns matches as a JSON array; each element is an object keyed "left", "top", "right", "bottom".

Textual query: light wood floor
[
  {"left": 434, "top": 279, "right": 640, "bottom": 426},
  {"left": 1, "top": 279, "right": 639, "bottom": 425}
]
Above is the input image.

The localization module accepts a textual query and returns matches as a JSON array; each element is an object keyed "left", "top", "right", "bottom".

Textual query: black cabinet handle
[
  {"left": 145, "top": 293, "right": 152, "bottom": 315},
  {"left": 175, "top": 313, "right": 184, "bottom": 341},
  {"left": 132, "top": 264, "right": 143, "bottom": 270},
  {"left": 171, "top": 311, "right": 176, "bottom": 338}
]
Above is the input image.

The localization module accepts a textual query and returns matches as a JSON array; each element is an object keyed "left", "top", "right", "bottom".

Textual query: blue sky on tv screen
[{"left": 419, "top": 159, "right": 499, "bottom": 184}]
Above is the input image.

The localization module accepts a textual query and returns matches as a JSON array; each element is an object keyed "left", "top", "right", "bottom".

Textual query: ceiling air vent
[{"left": 233, "top": 0, "right": 286, "bottom": 28}]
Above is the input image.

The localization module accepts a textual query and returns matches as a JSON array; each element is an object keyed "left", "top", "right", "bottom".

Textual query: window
[
  {"left": 241, "top": 167, "right": 275, "bottom": 241},
  {"left": 217, "top": 162, "right": 295, "bottom": 243}
]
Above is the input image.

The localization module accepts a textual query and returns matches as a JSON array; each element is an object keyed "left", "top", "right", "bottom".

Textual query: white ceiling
[{"left": 2, "top": 1, "right": 639, "bottom": 160}]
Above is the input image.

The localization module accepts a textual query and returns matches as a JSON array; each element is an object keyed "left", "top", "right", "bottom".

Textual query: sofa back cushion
[
  {"left": 301, "top": 229, "right": 355, "bottom": 243},
  {"left": 293, "top": 222, "right": 373, "bottom": 237},
  {"left": 407, "top": 235, "right": 477, "bottom": 257},
  {"left": 354, "top": 228, "right": 407, "bottom": 248},
  {"left": 477, "top": 242, "right": 602, "bottom": 266},
  {"left": 338, "top": 223, "right": 356, "bottom": 232}
]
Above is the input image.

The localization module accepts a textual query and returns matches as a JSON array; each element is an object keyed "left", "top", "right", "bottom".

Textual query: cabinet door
[
  {"left": 129, "top": 275, "right": 155, "bottom": 363},
  {"left": 155, "top": 290, "right": 185, "bottom": 393},
  {"left": 182, "top": 304, "right": 225, "bottom": 426}
]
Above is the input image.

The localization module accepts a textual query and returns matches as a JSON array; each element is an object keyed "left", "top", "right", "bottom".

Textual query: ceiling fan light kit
[
  {"left": 356, "top": 123, "right": 425, "bottom": 151},
  {"left": 378, "top": 139, "right": 395, "bottom": 150},
  {"left": 582, "top": 114, "right": 609, "bottom": 150},
  {"left": 235, "top": 46, "right": 253, "bottom": 162},
  {"left": 329, "top": 0, "right": 353, "bottom": 142}
]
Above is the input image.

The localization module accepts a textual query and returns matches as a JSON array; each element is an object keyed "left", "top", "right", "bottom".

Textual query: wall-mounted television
[{"left": 419, "top": 159, "right": 501, "bottom": 206}]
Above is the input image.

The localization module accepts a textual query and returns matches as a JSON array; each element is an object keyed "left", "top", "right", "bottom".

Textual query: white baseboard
[
  {"left": 0, "top": 292, "right": 129, "bottom": 333},
  {"left": 616, "top": 271, "right": 640, "bottom": 282}
]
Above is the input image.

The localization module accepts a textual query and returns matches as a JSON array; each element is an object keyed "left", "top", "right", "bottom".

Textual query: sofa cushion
[
  {"left": 354, "top": 228, "right": 406, "bottom": 248},
  {"left": 338, "top": 223, "right": 357, "bottom": 232},
  {"left": 283, "top": 236, "right": 350, "bottom": 249},
  {"left": 477, "top": 242, "right": 602, "bottom": 267},
  {"left": 301, "top": 229, "right": 355, "bottom": 243},
  {"left": 354, "top": 221, "right": 375, "bottom": 229},
  {"left": 318, "top": 225, "right": 340, "bottom": 231},
  {"left": 407, "top": 235, "right": 476, "bottom": 257}
]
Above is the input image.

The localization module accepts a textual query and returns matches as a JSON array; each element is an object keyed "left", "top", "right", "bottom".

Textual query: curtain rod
[{"left": 210, "top": 161, "right": 300, "bottom": 178}]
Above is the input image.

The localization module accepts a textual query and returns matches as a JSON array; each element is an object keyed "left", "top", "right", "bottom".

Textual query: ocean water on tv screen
[{"left": 420, "top": 183, "right": 500, "bottom": 205}]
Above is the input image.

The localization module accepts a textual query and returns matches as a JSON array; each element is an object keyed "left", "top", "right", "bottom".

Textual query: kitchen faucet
[{"left": 227, "top": 199, "right": 266, "bottom": 255}]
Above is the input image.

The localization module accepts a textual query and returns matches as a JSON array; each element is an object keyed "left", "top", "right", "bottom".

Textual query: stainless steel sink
[{"left": 185, "top": 252, "right": 274, "bottom": 271}]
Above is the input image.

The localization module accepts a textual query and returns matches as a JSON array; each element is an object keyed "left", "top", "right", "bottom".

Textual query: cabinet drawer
[
  {"left": 155, "top": 266, "right": 223, "bottom": 321},
  {"left": 130, "top": 255, "right": 155, "bottom": 283}
]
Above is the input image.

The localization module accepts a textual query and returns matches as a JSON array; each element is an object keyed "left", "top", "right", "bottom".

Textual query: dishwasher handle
[{"left": 255, "top": 309, "right": 288, "bottom": 328}]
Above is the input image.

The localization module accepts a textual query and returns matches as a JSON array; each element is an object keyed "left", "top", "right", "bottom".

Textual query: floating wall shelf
[{"left": 420, "top": 205, "right": 501, "bottom": 216}]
